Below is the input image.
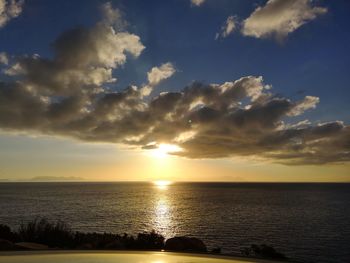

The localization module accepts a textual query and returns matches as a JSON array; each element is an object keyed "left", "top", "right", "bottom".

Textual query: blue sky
[
  {"left": 0, "top": 0, "right": 349, "bottom": 181},
  {"left": 1, "top": 0, "right": 349, "bottom": 122}
]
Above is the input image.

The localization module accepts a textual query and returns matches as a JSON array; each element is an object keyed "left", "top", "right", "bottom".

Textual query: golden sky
[{"left": 1, "top": 133, "right": 349, "bottom": 182}]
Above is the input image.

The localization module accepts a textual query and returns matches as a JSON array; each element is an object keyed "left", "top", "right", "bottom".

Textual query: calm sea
[{"left": 0, "top": 182, "right": 349, "bottom": 262}]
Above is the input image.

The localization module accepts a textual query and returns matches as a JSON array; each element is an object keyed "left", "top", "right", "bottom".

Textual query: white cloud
[
  {"left": 216, "top": 15, "right": 237, "bottom": 39},
  {"left": 100, "top": 1, "right": 126, "bottom": 29},
  {"left": 191, "top": 0, "right": 205, "bottom": 7},
  {"left": 0, "top": 52, "right": 8, "bottom": 65},
  {"left": 140, "top": 62, "right": 176, "bottom": 97},
  {"left": 147, "top": 62, "right": 176, "bottom": 86},
  {"left": 242, "top": 0, "right": 327, "bottom": 41},
  {"left": 288, "top": 95, "right": 320, "bottom": 116},
  {"left": 0, "top": 0, "right": 24, "bottom": 28}
]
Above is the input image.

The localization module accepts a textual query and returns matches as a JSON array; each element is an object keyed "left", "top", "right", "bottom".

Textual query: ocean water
[{"left": 0, "top": 182, "right": 349, "bottom": 262}]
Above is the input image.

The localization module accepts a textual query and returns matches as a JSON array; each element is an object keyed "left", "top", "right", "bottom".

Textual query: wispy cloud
[
  {"left": 0, "top": 52, "right": 8, "bottom": 64},
  {"left": 242, "top": 0, "right": 327, "bottom": 41},
  {"left": 216, "top": 16, "right": 237, "bottom": 40},
  {"left": 191, "top": 0, "right": 205, "bottom": 7},
  {"left": 0, "top": 0, "right": 24, "bottom": 28}
]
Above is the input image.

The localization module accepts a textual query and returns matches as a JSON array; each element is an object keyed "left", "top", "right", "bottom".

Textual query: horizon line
[{"left": 0, "top": 180, "right": 349, "bottom": 183}]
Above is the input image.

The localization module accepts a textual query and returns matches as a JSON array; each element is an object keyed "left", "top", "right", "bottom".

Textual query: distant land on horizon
[
  {"left": 0, "top": 178, "right": 349, "bottom": 183},
  {"left": 0, "top": 176, "right": 85, "bottom": 182}
]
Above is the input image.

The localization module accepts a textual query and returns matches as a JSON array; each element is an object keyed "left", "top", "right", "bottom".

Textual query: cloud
[
  {"left": 0, "top": 0, "right": 24, "bottom": 28},
  {"left": 140, "top": 62, "right": 176, "bottom": 97},
  {"left": 147, "top": 62, "right": 176, "bottom": 86},
  {"left": 1, "top": 57, "right": 349, "bottom": 166},
  {"left": 1, "top": 3, "right": 144, "bottom": 97},
  {"left": 216, "top": 16, "right": 237, "bottom": 39},
  {"left": 100, "top": 1, "right": 126, "bottom": 29},
  {"left": 0, "top": 3, "right": 348, "bottom": 166},
  {"left": 0, "top": 52, "right": 8, "bottom": 65},
  {"left": 288, "top": 95, "right": 319, "bottom": 116},
  {"left": 191, "top": 0, "right": 205, "bottom": 7},
  {"left": 242, "top": 0, "right": 327, "bottom": 41}
]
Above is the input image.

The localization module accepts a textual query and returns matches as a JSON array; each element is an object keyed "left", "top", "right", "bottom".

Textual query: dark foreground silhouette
[{"left": 0, "top": 219, "right": 287, "bottom": 261}]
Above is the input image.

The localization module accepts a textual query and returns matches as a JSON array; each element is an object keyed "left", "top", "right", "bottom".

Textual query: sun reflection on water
[
  {"left": 152, "top": 182, "right": 176, "bottom": 237},
  {"left": 154, "top": 196, "right": 171, "bottom": 232}
]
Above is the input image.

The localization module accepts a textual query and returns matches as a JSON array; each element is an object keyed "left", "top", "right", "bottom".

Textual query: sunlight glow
[
  {"left": 153, "top": 180, "right": 172, "bottom": 190},
  {"left": 150, "top": 144, "right": 182, "bottom": 158}
]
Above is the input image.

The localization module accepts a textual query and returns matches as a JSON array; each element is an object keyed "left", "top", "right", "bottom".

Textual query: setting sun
[
  {"left": 153, "top": 180, "right": 173, "bottom": 190},
  {"left": 150, "top": 144, "right": 183, "bottom": 158}
]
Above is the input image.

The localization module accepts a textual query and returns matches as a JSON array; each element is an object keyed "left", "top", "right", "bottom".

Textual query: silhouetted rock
[
  {"left": 0, "top": 239, "right": 15, "bottom": 250},
  {"left": 165, "top": 236, "right": 207, "bottom": 252},
  {"left": 15, "top": 242, "right": 49, "bottom": 250},
  {"left": 210, "top": 247, "right": 221, "bottom": 254},
  {"left": 242, "top": 244, "right": 287, "bottom": 260},
  {"left": 104, "top": 240, "right": 125, "bottom": 250},
  {"left": 77, "top": 243, "right": 94, "bottom": 250}
]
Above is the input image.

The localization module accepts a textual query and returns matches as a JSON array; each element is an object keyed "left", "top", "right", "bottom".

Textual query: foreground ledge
[{"left": 0, "top": 251, "right": 284, "bottom": 263}]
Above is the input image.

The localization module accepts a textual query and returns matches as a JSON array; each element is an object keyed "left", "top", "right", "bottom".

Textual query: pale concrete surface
[{"left": 0, "top": 251, "right": 281, "bottom": 263}]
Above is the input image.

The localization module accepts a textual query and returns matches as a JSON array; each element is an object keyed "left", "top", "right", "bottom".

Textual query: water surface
[{"left": 0, "top": 182, "right": 349, "bottom": 262}]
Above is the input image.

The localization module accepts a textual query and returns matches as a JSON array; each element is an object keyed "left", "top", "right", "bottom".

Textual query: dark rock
[
  {"left": 104, "top": 240, "right": 125, "bottom": 249},
  {"left": 0, "top": 239, "right": 15, "bottom": 250},
  {"left": 248, "top": 244, "right": 287, "bottom": 260},
  {"left": 77, "top": 243, "right": 94, "bottom": 249},
  {"left": 210, "top": 247, "right": 221, "bottom": 254},
  {"left": 165, "top": 236, "right": 207, "bottom": 252}
]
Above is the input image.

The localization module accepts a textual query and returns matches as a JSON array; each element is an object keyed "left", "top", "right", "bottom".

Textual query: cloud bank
[
  {"left": 0, "top": 0, "right": 23, "bottom": 28},
  {"left": 0, "top": 2, "right": 349, "bottom": 166},
  {"left": 242, "top": 0, "right": 327, "bottom": 41}
]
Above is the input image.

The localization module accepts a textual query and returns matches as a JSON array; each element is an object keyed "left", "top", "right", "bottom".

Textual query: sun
[
  {"left": 153, "top": 180, "right": 172, "bottom": 190},
  {"left": 150, "top": 143, "right": 182, "bottom": 158}
]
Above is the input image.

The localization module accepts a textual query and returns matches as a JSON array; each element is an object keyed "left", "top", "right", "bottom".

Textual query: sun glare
[
  {"left": 151, "top": 143, "right": 182, "bottom": 158},
  {"left": 153, "top": 180, "right": 172, "bottom": 190}
]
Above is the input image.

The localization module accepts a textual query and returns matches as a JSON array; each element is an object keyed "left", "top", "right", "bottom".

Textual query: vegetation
[
  {"left": 1, "top": 219, "right": 288, "bottom": 261},
  {"left": 1, "top": 219, "right": 164, "bottom": 250}
]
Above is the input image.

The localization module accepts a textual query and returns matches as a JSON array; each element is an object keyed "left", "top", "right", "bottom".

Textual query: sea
[{"left": 0, "top": 182, "right": 349, "bottom": 263}]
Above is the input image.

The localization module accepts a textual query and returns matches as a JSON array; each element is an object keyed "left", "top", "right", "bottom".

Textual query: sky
[{"left": 0, "top": 0, "right": 349, "bottom": 182}]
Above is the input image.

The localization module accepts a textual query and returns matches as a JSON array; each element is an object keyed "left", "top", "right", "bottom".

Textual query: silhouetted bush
[
  {"left": 241, "top": 244, "right": 287, "bottom": 260},
  {"left": 134, "top": 230, "right": 165, "bottom": 249},
  {"left": 0, "top": 224, "right": 18, "bottom": 242},
  {"left": 7, "top": 219, "right": 165, "bottom": 250},
  {"left": 18, "top": 219, "right": 74, "bottom": 248}
]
